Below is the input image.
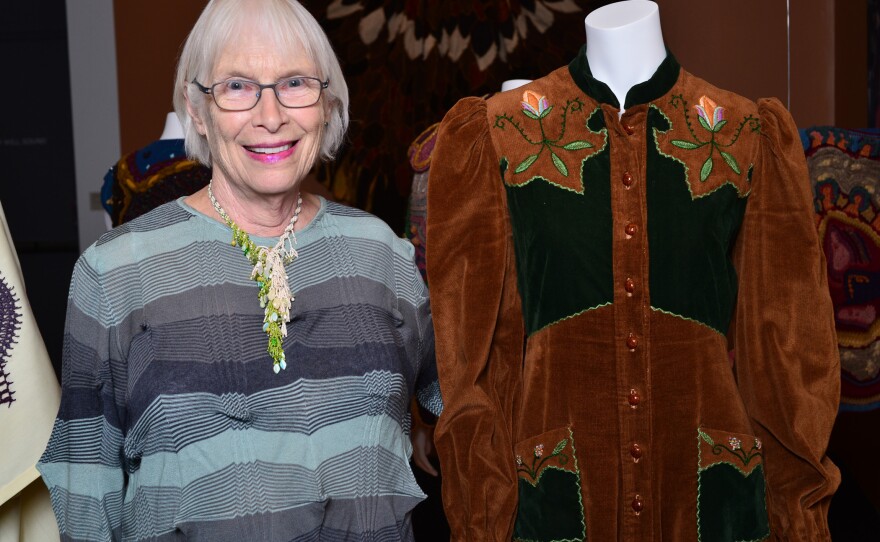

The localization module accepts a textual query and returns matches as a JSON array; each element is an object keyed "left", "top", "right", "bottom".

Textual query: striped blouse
[{"left": 38, "top": 197, "right": 442, "bottom": 541}]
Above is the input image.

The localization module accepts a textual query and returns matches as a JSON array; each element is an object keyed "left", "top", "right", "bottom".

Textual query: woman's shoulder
[
  {"left": 83, "top": 200, "right": 199, "bottom": 271},
  {"left": 95, "top": 200, "right": 194, "bottom": 247},
  {"left": 319, "top": 199, "right": 415, "bottom": 258},
  {"left": 321, "top": 200, "right": 397, "bottom": 237}
]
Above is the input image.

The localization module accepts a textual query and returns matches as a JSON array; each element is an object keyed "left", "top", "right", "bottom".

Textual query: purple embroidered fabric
[{"left": 0, "top": 274, "right": 21, "bottom": 407}]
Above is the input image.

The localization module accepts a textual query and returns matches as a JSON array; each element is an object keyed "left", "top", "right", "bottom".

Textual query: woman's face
[{"left": 191, "top": 29, "right": 324, "bottom": 199}]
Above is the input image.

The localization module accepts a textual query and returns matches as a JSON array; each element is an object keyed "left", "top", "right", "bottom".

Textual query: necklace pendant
[{"left": 207, "top": 180, "right": 302, "bottom": 373}]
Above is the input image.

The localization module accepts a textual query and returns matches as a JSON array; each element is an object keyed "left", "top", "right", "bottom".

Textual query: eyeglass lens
[{"left": 213, "top": 77, "right": 323, "bottom": 110}]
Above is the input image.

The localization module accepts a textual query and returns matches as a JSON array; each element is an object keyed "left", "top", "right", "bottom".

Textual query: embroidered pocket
[
  {"left": 697, "top": 427, "right": 770, "bottom": 542},
  {"left": 513, "top": 426, "right": 586, "bottom": 542}
]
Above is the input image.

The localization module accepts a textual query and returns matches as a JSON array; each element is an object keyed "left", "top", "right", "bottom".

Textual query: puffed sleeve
[
  {"left": 731, "top": 98, "right": 841, "bottom": 540},
  {"left": 37, "top": 251, "right": 127, "bottom": 542},
  {"left": 427, "top": 97, "right": 525, "bottom": 540}
]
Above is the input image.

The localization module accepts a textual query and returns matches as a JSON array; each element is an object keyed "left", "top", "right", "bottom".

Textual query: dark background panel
[{"left": 0, "top": 0, "right": 78, "bottom": 380}]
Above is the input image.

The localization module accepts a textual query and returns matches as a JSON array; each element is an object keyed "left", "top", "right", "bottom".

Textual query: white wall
[{"left": 65, "top": 0, "right": 119, "bottom": 252}]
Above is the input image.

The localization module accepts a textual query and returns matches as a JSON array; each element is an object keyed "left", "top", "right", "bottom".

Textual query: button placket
[{"left": 613, "top": 110, "right": 652, "bottom": 532}]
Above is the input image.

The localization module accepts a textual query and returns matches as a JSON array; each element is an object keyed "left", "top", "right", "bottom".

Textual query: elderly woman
[{"left": 37, "top": 1, "right": 441, "bottom": 540}]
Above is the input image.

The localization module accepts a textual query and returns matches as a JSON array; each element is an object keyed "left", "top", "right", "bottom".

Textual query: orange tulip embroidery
[
  {"left": 669, "top": 94, "right": 760, "bottom": 182},
  {"left": 494, "top": 91, "right": 594, "bottom": 178}
]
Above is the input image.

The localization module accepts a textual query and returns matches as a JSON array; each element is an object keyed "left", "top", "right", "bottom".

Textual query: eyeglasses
[{"left": 192, "top": 76, "right": 329, "bottom": 111}]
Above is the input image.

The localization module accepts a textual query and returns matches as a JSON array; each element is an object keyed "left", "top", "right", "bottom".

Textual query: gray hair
[{"left": 172, "top": 0, "right": 349, "bottom": 167}]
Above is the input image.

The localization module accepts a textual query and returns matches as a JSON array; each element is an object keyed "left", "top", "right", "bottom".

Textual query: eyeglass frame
[{"left": 191, "top": 76, "right": 330, "bottom": 112}]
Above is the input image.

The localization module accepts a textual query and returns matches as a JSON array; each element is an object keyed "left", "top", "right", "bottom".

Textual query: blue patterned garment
[{"left": 38, "top": 197, "right": 442, "bottom": 542}]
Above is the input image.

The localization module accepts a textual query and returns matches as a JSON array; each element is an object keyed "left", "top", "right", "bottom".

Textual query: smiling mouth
[{"left": 244, "top": 143, "right": 294, "bottom": 154}]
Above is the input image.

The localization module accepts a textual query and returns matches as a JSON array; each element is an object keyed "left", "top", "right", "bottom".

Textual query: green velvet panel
[
  {"left": 504, "top": 110, "right": 613, "bottom": 335},
  {"left": 698, "top": 463, "right": 770, "bottom": 542},
  {"left": 646, "top": 106, "right": 748, "bottom": 333},
  {"left": 514, "top": 468, "right": 586, "bottom": 542}
]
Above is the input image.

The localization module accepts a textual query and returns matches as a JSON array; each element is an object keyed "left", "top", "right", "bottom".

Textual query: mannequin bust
[
  {"left": 501, "top": 79, "right": 531, "bottom": 92},
  {"left": 585, "top": 0, "right": 665, "bottom": 111},
  {"left": 159, "top": 112, "right": 185, "bottom": 140}
]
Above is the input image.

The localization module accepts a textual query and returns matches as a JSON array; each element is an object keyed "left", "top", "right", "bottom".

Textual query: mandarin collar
[{"left": 568, "top": 44, "right": 681, "bottom": 109}]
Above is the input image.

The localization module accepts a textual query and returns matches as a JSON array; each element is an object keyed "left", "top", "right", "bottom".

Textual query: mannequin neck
[
  {"left": 160, "top": 112, "right": 184, "bottom": 140},
  {"left": 585, "top": 0, "right": 665, "bottom": 110}
]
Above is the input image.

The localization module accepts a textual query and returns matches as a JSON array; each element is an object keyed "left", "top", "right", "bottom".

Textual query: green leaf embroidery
[
  {"left": 522, "top": 109, "right": 539, "bottom": 120},
  {"left": 563, "top": 140, "right": 594, "bottom": 150},
  {"left": 551, "top": 151, "right": 568, "bottom": 177},
  {"left": 700, "top": 156, "right": 714, "bottom": 182},
  {"left": 515, "top": 154, "right": 539, "bottom": 173},
  {"left": 552, "top": 439, "right": 568, "bottom": 455},
  {"left": 672, "top": 139, "right": 701, "bottom": 150},
  {"left": 699, "top": 430, "right": 715, "bottom": 447},
  {"left": 712, "top": 119, "right": 728, "bottom": 132},
  {"left": 719, "top": 150, "right": 741, "bottom": 174},
  {"left": 697, "top": 115, "right": 712, "bottom": 132},
  {"left": 538, "top": 105, "right": 553, "bottom": 119}
]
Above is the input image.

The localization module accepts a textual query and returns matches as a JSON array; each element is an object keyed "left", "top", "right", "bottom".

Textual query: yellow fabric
[
  {"left": 0, "top": 201, "right": 61, "bottom": 538},
  {"left": 0, "top": 480, "right": 59, "bottom": 542}
]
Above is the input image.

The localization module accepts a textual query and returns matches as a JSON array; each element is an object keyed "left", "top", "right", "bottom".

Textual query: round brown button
[
  {"left": 631, "top": 495, "right": 644, "bottom": 514},
  {"left": 630, "top": 443, "right": 643, "bottom": 462},
  {"left": 628, "top": 389, "right": 641, "bottom": 407},
  {"left": 623, "top": 123, "right": 635, "bottom": 135},
  {"left": 626, "top": 333, "right": 638, "bottom": 350},
  {"left": 622, "top": 172, "right": 634, "bottom": 187},
  {"left": 625, "top": 223, "right": 638, "bottom": 237},
  {"left": 624, "top": 278, "right": 636, "bottom": 294}
]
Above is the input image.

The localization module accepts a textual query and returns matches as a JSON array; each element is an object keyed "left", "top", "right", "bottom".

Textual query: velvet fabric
[{"left": 427, "top": 48, "right": 840, "bottom": 541}]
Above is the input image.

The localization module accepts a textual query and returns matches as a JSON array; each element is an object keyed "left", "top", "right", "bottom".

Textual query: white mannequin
[
  {"left": 585, "top": 0, "right": 665, "bottom": 112},
  {"left": 160, "top": 112, "right": 185, "bottom": 140},
  {"left": 501, "top": 79, "right": 531, "bottom": 92}
]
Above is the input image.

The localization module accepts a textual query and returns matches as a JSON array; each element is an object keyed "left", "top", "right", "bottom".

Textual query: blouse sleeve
[
  {"left": 427, "top": 97, "right": 525, "bottom": 541},
  {"left": 393, "top": 236, "right": 442, "bottom": 418},
  {"left": 37, "top": 252, "right": 127, "bottom": 542},
  {"left": 731, "top": 98, "right": 841, "bottom": 540}
]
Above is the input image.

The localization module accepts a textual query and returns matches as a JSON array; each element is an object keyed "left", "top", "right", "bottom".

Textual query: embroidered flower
[
  {"left": 754, "top": 438, "right": 762, "bottom": 450},
  {"left": 728, "top": 436, "right": 742, "bottom": 450},
  {"left": 521, "top": 90, "right": 550, "bottom": 118},
  {"left": 695, "top": 95, "right": 725, "bottom": 130},
  {"left": 516, "top": 455, "right": 523, "bottom": 466},
  {"left": 534, "top": 444, "right": 545, "bottom": 458},
  {"left": 668, "top": 94, "right": 758, "bottom": 183}
]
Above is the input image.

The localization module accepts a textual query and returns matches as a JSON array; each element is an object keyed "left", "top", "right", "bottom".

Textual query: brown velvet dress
[{"left": 426, "top": 48, "right": 841, "bottom": 542}]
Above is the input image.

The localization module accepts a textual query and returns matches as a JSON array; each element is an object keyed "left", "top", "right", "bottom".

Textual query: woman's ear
[{"left": 185, "top": 88, "right": 208, "bottom": 136}]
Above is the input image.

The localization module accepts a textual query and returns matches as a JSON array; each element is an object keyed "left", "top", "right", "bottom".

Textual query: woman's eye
[
  {"left": 225, "top": 80, "right": 249, "bottom": 92},
  {"left": 283, "top": 78, "right": 304, "bottom": 89}
]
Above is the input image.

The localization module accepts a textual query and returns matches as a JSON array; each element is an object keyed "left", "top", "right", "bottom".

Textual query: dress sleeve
[
  {"left": 427, "top": 97, "right": 525, "bottom": 541},
  {"left": 37, "top": 252, "right": 127, "bottom": 542},
  {"left": 731, "top": 98, "right": 841, "bottom": 541}
]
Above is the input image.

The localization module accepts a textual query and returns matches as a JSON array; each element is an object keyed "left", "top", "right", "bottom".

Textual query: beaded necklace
[{"left": 207, "top": 180, "right": 302, "bottom": 373}]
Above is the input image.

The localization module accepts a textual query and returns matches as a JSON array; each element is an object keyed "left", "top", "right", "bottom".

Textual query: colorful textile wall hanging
[{"left": 804, "top": 126, "right": 880, "bottom": 411}]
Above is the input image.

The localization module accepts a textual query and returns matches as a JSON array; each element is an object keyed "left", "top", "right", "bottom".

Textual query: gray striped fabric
[{"left": 38, "top": 198, "right": 441, "bottom": 542}]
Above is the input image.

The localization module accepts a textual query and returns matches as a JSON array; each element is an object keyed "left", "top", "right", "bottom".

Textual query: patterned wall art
[{"left": 805, "top": 126, "right": 880, "bottom": 411}]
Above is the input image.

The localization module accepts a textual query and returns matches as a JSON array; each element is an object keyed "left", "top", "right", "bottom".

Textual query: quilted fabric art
[{"left": 805, "top": 126, "right": 880, "bottom": 411}]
